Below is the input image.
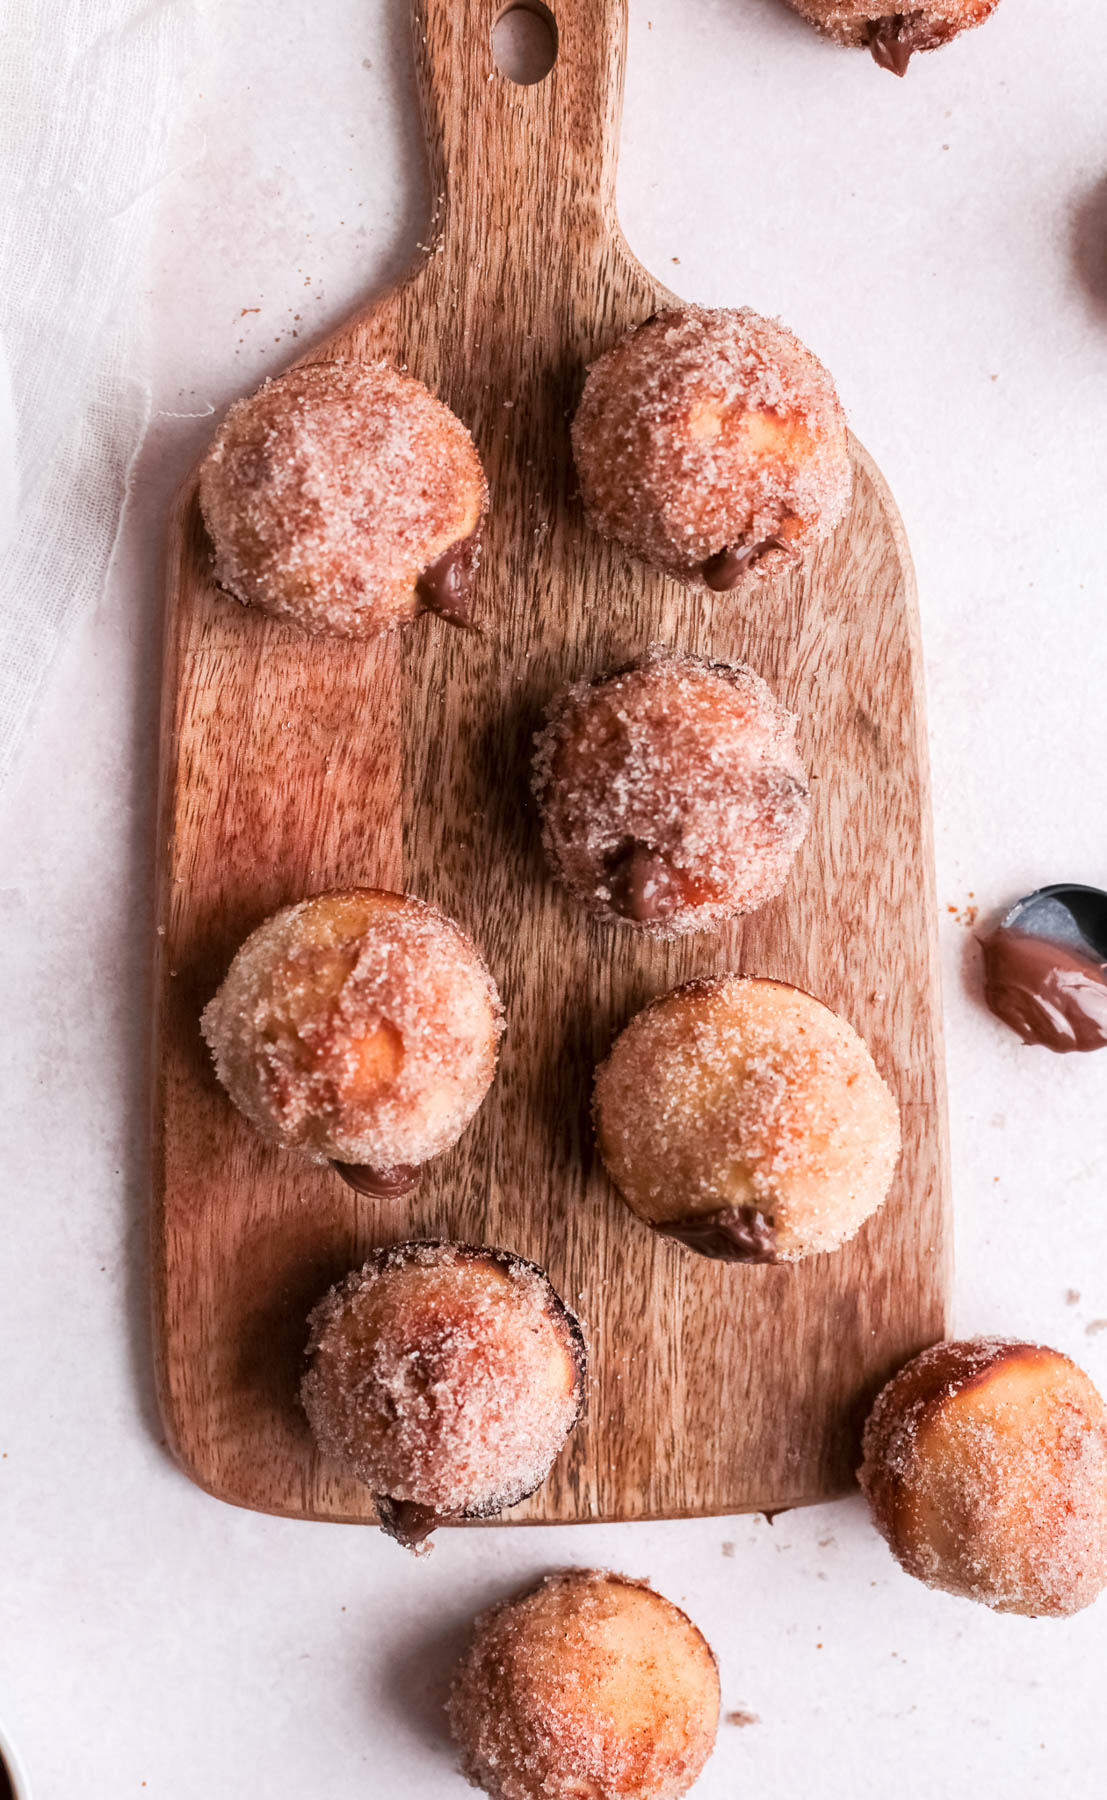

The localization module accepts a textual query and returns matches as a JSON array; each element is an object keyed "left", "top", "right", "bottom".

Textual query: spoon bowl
[{"left": 997, "top": 883, "right": 1107, "bottom": 961}]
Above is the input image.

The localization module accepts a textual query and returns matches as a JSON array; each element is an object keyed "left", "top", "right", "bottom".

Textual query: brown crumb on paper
[
  {"left": 726, "top": 1709, "right": 760, "bottom": 1728},
  {"left": 947, "top": 893, "right": 978, "bottom": 927}
]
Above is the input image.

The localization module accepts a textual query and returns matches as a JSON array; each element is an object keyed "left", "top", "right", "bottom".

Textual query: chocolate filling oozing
[
  {"left": 980, "top": 930, "right": 1107, "bottom": 1054},
  {"left": 655, "top": 1204, "right": 778, "bottom": 1264},
  {"left": 416, "top": 529, "right": 481, "bottom": 627},
  {"left": 606, "top": 842, "right": 684, "bottom": 924},
  {"left": 701, "top": 536, "right": 786, "bottom": 591},
  {"left": 373, "top": 1494, "right": 453, "bottom": 1552},
  {"left": 865, "top": 15, "right": 914, "bottom": 75},
  {"left": 330, "top": 1161, "right": 421, "bottom": 1198}
]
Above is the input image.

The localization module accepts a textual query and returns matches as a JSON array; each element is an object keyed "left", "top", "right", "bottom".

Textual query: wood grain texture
[{"left": 152, "top": 0, "right": 951, "bottom": 1524}]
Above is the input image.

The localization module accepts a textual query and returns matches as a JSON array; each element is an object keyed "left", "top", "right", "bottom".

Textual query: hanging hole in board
[{"left": 491, "top": 2, "right": 559, "bottom": 85}]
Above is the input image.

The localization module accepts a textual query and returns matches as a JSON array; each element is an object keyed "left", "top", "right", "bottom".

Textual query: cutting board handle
[{"left": 413, "top": 0, "right": 628, "bottom": 255}]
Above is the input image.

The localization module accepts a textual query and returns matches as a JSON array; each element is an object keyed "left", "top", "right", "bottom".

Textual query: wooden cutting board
[{"left": 152, "top": 0, "right": 951, "bottom": 1525}]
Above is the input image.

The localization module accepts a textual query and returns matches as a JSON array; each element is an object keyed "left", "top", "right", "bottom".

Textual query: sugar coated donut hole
[
  {"left": 860, "top": 1337, "right": 1107, "bottom": 1617},
  {"left": 447, "top": 1569, "right": 719, "bottom": 1800},
  {"left": 302, "top": 1243, "right": 585, "bottom": 1550},
  {"left": 198, "top": 359, "right": 487, "bottom": 637},
  {"left": 784, "top": 0, "right": 1001, "bottom": 74},
  {"left": 532, "top": 649, "right": 810, "bottom": 934},
  {"left": 571, "top": 306, "right": 851, "bottom": 591},
  {"left": 200, "top": 889, "right": 503, "bottom": 1188},
  {"left": 594, "top": 975, "right": 900, "bottom": 1262}
]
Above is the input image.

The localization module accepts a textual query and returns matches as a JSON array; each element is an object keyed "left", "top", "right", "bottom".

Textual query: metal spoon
[{"left": 997, "top": 883, "right": 1107, "bottom": 958}]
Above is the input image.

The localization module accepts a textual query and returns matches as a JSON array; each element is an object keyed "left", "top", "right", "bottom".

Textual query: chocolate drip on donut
[
  {"left": 865, "top": 15, "right": 913, "bottom": 75},
  {"left": 655, "top": 1205, "right": 778, "bottom": 1264},
  {"left": 374, "top": 1494, "right": 452, "bottom": 1552},
  {"left": 331, "top": 1161, "right": 421, "bottom": 1198},
  {"left": 606, "top": 842, "right": 683, "bottom": 923},
  {"left": 701, "top": 536, "right": 786, "bottom": 591},
  {"left": 416, "top": 529, "right": 481, "bottom": 627}
]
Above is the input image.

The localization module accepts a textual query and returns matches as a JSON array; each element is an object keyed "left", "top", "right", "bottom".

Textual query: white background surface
[{"left": 3, "top": 1, "right": 1107, "bottom": 1794}]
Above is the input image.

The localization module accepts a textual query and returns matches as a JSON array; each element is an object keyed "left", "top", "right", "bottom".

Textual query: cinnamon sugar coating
[
  {"left": 532, "top": 649, "right": 810, "bottom": 936},
  {"left": 594, "top": 976, "right": 900, "bottom": 1262},
  {"left": 201, "top": 889, "right": 503, "bottom": 1171},
  {"left": 302, "top": 1244, "right": 585, "bottom": 1543},
  {"left": 198, "top": 359, "right": 487, "bottom": 638},
  {"left": 571, "top": 307, "right": 850, "bottom": 591},
  {"left": 860, "top": 1337, "right": 1107, "bottom": 1617},
  {"left": 447, "top": 1570, "right": 719, "bottom": 1800},
  {"left": 784, "top": 0, "right": 1001, "bottom": 70}
]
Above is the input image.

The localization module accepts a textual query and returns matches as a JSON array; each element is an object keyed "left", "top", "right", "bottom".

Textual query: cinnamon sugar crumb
[{"left": 948, "top": 897, "right": 979, "bottom": 927}]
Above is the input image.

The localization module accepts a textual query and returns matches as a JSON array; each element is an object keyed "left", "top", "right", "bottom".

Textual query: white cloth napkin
[{"left": 0, "top": 0, "right": 194, "bottom": 789}]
